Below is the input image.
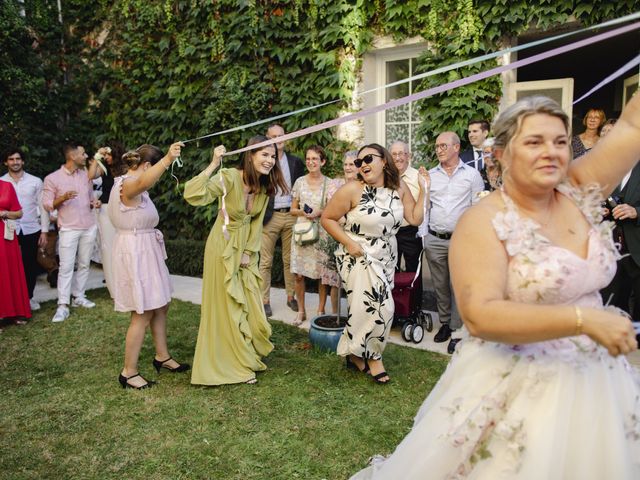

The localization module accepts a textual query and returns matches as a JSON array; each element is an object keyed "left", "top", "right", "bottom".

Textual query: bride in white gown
[{"left": 350, "top": 94, "right": 640, "bottom": 479}]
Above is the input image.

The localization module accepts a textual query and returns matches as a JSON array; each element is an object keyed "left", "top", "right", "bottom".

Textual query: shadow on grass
[{"left": 0, "top": 288, "right": 448, "bottom": 480}]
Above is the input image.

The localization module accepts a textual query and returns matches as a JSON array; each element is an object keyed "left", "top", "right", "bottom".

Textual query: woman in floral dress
[
  {"left": 571, "top": 108, "right": 605, "bottom": 159},
  {"left": 321, "top": 144, "right": 429, "bottom": 384},
  {"left": 290, "top": 145, "right": 331, "bottom": 325},
  {"left": 349, "top": 96, "right": 640, "bottom": 478}
]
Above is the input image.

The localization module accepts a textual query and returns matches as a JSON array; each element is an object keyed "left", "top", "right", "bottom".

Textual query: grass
[{"left": 0, "top": 289, "right": 449, "bottom": 480}]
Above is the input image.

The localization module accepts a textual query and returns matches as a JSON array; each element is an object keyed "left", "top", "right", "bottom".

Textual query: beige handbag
[
  {"left": 293, "top": 219, "right": 319, "bottom": 246},
  {"left": 3, "top": 219, "right": 16, "bottom": 241},
  {"left": 292, "top": 178, "right": 327, "bottom": 246}
]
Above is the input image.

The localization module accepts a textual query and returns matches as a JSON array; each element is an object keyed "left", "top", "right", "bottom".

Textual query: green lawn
[{"left": 0, "top": 289, "right": 449, "bottom": 480}]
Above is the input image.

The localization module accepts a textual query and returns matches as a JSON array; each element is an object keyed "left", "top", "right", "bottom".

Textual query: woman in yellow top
[{"left": 184, "top": 136, "right": 288, "bottom": 385}]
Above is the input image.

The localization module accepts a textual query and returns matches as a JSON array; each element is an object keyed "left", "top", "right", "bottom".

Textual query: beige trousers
[{"left": 259, "top": 211, "right": 295, "bottom": 302}]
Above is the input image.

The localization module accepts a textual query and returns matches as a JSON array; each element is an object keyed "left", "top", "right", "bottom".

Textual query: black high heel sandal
[
  {"left": 345, "top": 355, "right": 370, "bottom": 374},
  {"left": 118, "top": 373, "right": 155, "bottom": 390},
  {"left": 152, "top": 357, "right": 191, "bottom": 373}
]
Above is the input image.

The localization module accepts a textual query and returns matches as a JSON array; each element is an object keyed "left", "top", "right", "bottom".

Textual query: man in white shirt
[
  {"left": 2, "top": 148, "right": 48, "bottom": 310},
  {"left": 427, "top": 132, "right": 484, "bottom": 353},
  {"left": 390, "top": 141, "right": 423, "bottom": 272}
]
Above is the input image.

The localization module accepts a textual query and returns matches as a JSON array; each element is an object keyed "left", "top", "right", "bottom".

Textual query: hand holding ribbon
[{"left": 203, "top": 145, "right": 226, "bottom": 177}]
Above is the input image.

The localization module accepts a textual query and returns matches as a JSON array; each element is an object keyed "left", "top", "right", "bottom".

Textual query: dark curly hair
[{"left": 356, "top": 143, "right": 400, "bottom": 190}]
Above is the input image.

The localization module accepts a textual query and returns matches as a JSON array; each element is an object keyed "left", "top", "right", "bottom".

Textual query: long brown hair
[
  {"left": 238, "top": 135, "right": 288, "bottom": 196},
  {"left": 107, "top": 141, "right": 127, "bottom": 176},
  {"left": 356, "top": 143, "right": 400, "bottom": 190}
]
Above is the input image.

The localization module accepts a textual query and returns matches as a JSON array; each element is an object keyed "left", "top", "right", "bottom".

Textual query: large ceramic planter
[{"left": 309, "top": 314, "right": 347, "bottom": 353}]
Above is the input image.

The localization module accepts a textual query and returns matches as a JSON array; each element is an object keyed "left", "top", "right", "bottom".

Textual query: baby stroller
[{"left": 392, "top": 270, "right": 433, "bottom": 344}]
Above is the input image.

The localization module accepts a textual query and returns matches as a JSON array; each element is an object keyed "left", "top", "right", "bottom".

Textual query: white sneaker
[
  {"left": 52, "top": 306, "right": 70, "bottom": 323},
  {"left": 71, "top": 296, "right": 96, "bottom": 308},
  {"left": 29, "top": 299, "right": 41, "bottom": 311}
]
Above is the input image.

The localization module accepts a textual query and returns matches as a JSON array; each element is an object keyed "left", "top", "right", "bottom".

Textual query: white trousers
[
  {"left": 97, "top": 204, "right": 116, "bottom": 298},
  {"left": 57, "top": 225, "right": 97, "bottom": 305}
]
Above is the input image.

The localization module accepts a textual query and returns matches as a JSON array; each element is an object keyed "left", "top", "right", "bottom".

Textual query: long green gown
[{"left": 184, "top": 168, "right": 273, "bottom": 385}]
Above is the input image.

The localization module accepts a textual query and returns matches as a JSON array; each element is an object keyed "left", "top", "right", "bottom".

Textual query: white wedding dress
[{"left": 350, "top": 184, "right": 640, "bottom": 479}]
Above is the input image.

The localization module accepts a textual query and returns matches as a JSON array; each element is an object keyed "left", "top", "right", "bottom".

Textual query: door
[{"left": 507, "top": 78, "right": 574, "bottom": 126}]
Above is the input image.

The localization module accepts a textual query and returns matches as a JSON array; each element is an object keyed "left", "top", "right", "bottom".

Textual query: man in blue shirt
[{"left": 426, "top": 132, "right": 484, "bottom": 353}]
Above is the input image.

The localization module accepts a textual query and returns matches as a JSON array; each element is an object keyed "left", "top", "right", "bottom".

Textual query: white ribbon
[{"left": 181, "top": 12, "right": 640, "bottom": 145}]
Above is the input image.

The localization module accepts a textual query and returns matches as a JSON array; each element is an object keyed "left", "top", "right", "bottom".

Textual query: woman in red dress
[{"left": 0, "top": 179, "right": 31, "bottom": 324}]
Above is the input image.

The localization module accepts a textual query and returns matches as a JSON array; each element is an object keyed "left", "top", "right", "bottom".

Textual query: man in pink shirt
[{"left": 43, "top": 143, "right": 101, "bottom": 323}]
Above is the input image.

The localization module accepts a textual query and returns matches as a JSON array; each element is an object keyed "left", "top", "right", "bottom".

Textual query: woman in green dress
[{"left": 184, "top": 136, "right": 288, "bottom": 385}]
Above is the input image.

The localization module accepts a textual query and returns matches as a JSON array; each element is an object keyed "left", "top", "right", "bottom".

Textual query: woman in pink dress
[
  {"left": 108, "top": 142, "right": 190, "bottom": 389},
  {"left": 0, "top": 179, "right": 30, "bottom": 325}
]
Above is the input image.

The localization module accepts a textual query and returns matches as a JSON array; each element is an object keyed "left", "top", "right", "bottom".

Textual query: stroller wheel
[
  {"left": 420, "top": 311, "right": 434, "bottom": 332},
  {"left": 412, "top": 324, "right": 424, "bottom": 343},
  {"left": 401, "top": 321, "right": 414, "bottom": 342}
]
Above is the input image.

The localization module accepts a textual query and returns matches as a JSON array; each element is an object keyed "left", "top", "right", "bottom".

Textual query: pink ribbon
[
  {"left": 573, "top": 54, "right": 640, "bottom": 105},
  {"left": 220, "top": 172, "right": 231, "bottom": 241},
  {"left": 223, "top": 21, "right": 640, "bottom": 157}
]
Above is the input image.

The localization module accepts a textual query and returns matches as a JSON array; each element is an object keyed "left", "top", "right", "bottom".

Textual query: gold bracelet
[{"left": 574, "top": 305, "right": 583, "bottom": 336}]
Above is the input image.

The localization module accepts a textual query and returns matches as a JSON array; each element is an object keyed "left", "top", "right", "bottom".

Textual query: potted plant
[{"left": 308, "top": 236, "right": 348, "bottom": 352}]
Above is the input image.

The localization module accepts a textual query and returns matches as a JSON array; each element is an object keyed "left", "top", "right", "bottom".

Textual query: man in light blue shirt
[{"left": 426, "top": 131, "right": 484, "bottom": 353}]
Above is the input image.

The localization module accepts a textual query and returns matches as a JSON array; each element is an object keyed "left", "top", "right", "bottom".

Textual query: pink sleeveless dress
[
  {"left": 107, "top": 175, "right": 172, "bottom": 313},
  {"left": 351, "top": 183, "right": 640, "bottom": 479}
]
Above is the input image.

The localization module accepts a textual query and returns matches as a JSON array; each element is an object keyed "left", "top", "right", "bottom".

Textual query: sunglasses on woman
[{"left": 354, "top": 153, "right": 383, "bottom": 168}]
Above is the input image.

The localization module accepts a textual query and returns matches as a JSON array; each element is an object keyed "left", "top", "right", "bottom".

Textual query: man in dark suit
[
  {"left": 601, "top": 161, "right": 640, "bottom": 330},
  {"left": 259, "top": 124, "right": 305, "bottom": 317},
  {"left": 460, "top": 119, "right": 490, "bottom": 189}
]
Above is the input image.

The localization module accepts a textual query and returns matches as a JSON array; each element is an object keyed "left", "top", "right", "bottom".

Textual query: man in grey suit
[{"left": 259, "top": 124, "right": 305, "bottom": 317}]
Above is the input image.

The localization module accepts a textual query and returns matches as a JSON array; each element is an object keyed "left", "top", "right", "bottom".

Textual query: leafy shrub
[
  {"left": 165, "top": 238, "right": 285, "bottom": 290},
  {"left": 165, "top": 239, "right": 205, "bottom": 277}
]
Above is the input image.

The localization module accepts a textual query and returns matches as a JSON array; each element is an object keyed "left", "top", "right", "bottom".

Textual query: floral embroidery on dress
[
  {"left": 626, "top": 395, "right": 640, "bottom": 442},
  {"left": 492, "top": 181, "right": 620, "bottom": 306}
]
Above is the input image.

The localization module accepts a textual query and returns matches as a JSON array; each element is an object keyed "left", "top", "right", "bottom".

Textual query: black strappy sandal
[
  {"left": 118, "top": 373, "right": 155, "bottom": 390},
  {"left": 345, "top": 355, "right": 370, "bottom": 374},
  {"left": 371, "top": 371, "right": 390, "bottom": 385},
  {"left": 152, "top": 356, "right": 191, "bottom": 373}
]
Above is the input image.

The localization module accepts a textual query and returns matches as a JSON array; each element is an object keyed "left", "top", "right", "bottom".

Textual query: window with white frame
[
  {"left": 383, "top": 57, "right": 426, "bottom": 163},
  {"left": 362, "top": 42, "right": 428, "bottom": 164}
]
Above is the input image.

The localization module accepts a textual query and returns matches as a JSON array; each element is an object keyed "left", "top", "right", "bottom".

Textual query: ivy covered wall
[{"left": 1, "top": 0, "right": 638, "bottom": 238}]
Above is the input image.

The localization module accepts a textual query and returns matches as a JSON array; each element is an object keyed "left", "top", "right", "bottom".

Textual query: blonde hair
[
  {"left": 583, "top": 108, "right": 606, "bottom": 128},
  {"left": 492, "top": 96, "right": 570, "bottom": 152}
]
